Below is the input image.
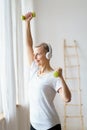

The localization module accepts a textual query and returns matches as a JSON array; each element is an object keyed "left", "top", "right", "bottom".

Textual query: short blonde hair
[{"left": 35, "top": 43, "right": 50, "bottom": 53}]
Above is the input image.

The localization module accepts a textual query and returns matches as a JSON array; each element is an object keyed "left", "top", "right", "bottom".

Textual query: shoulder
[
  {"left": 48, "top": 71, "right": 59, "bottom": 84},
  {"left": 48, "top": 72, "right": 62, "bottom": 91},
  {"left": 30, "top": 61, "right": 38, "bottom": 70},
  {"left": 29, "top": 61, "right": 38, "bottom": 78}
]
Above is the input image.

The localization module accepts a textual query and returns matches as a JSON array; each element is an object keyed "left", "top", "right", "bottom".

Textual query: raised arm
[{"left": 25, "top": 12, "right": 34, "bottom": 66}]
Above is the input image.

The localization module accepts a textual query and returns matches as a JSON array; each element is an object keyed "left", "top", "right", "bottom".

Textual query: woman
[{"left": 24, "top": 12, "right": 71, "bottom": 130}]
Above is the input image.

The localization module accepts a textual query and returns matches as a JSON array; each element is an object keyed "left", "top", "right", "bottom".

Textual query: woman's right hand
[{"left": 24, "top": 12, "right": 33, "bottom": 22}]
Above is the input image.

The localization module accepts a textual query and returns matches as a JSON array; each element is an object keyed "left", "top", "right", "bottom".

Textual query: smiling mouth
[{"left": 35, "top": 60, "right": 39, "bottom": 63}]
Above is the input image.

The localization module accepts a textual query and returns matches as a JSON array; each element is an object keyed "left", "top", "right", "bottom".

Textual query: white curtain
[
  {"left": 0, "top": 0, "right": 30, "bottom": 130},
  {"left": 0, "top": 0, "right": 18, "bottom": 130}
]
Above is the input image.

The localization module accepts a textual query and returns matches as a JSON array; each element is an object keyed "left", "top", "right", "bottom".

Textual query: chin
[{"left": 35, "top": 61, "right": 40, "bottom": 66}]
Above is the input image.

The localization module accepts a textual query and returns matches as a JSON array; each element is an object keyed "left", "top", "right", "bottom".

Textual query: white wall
[
  {"left": 23, "top": 0, "right": 87, "bottom": 129},
  {"left": 33, "top": 0, "right": 87, "bottom": 129}
]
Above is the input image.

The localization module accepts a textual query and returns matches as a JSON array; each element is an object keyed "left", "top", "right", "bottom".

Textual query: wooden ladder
[{"left": 63, "top": 39, "right": 84, "bottom": 130}]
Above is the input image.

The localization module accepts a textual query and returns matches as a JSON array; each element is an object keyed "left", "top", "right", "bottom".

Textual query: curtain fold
[{"left": 0, "top": 0, "right": 18, "bottom": 130}]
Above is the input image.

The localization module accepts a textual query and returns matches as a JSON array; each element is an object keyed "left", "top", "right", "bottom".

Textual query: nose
[{"left": 34, "top": 54, "right": 37, "bottom": 59}]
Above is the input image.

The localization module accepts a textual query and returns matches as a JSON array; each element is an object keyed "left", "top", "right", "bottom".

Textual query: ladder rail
[{"left": 74, "top": 40, "right": 84, "bottom": 130}]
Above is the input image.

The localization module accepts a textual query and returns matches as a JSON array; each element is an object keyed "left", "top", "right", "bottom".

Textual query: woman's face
[{"left": 33, "top": 46, "right": 47, "bottom": 66}]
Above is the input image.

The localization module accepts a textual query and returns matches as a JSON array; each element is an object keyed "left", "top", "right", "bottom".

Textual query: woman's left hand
[{"left": 56, "top": 68, "right": 63, "bottom": 77}]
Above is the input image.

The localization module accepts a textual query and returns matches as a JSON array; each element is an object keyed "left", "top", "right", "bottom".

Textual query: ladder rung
[
  {"left": 64, "top": 45, "right": 77, "bottom": 48},
  {"left": 65, "top": 104, "right": 83, "bottom": 106},
  {"left": 64, "top": 54, "right": 78, "bottom": 57},
  {"left": 65, "top": 115, "right": 83, "bottom": 118},
  {"left": 65, "top": 65, "right": 80, "bottom": 68},
  {"left": 65, "top": 77, "right": 80, "bottom": 79},
  {"left": 70, "top": 89, "right": 82, "bottom": 92}
]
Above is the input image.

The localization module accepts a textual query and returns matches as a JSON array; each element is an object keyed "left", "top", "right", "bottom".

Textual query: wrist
[{"left": 59, "top": 75, "right": 64, "bottom": 81}]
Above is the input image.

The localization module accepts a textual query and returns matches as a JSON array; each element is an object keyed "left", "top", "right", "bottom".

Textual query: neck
[{"left": 39, "top": 62, "right": 53, "bottom": 74}]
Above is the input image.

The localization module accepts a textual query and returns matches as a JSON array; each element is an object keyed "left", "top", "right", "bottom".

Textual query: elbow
[
  {"left": 65, "top": 97, "right": 71, "bottom": 103},
  {"left": 65, "top": 93, "right": 72, "bottom": 103}
]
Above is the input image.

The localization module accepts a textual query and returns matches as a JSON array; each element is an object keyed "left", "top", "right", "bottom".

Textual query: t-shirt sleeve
[
  {"left": 29, "top": 61, "right": 38, "bottom": 80},
  {"left": 55, "top": 78, "right": 62, "bottom": 92}
]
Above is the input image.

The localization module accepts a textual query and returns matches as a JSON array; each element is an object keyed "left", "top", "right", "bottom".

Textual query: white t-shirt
[{"left": 29, "top": 62, "right": 62, "bottom": 130}]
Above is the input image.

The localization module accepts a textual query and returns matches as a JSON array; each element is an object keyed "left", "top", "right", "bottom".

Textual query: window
[{"left": 0, "top": 0, "right": 34, "bottom": 114}]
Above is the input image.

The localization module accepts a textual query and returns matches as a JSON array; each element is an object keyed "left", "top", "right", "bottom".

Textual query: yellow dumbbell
[
  {"left": 21, "top": 12, "right": 36, "bottom": 20},
  {"left": 53, "top": 71, "right": 59, "bottom": 77}
]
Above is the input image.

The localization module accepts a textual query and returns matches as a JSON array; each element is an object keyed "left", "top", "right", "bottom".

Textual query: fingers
[
  {"left": 21, "top": 12, "right": 33, "bottom": 21},
  {"left": 25, "top": 12, "right": 33, "bottom": 21},
  {"left": 56, "top": 68, "right": 62, "bottom": 77}
]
